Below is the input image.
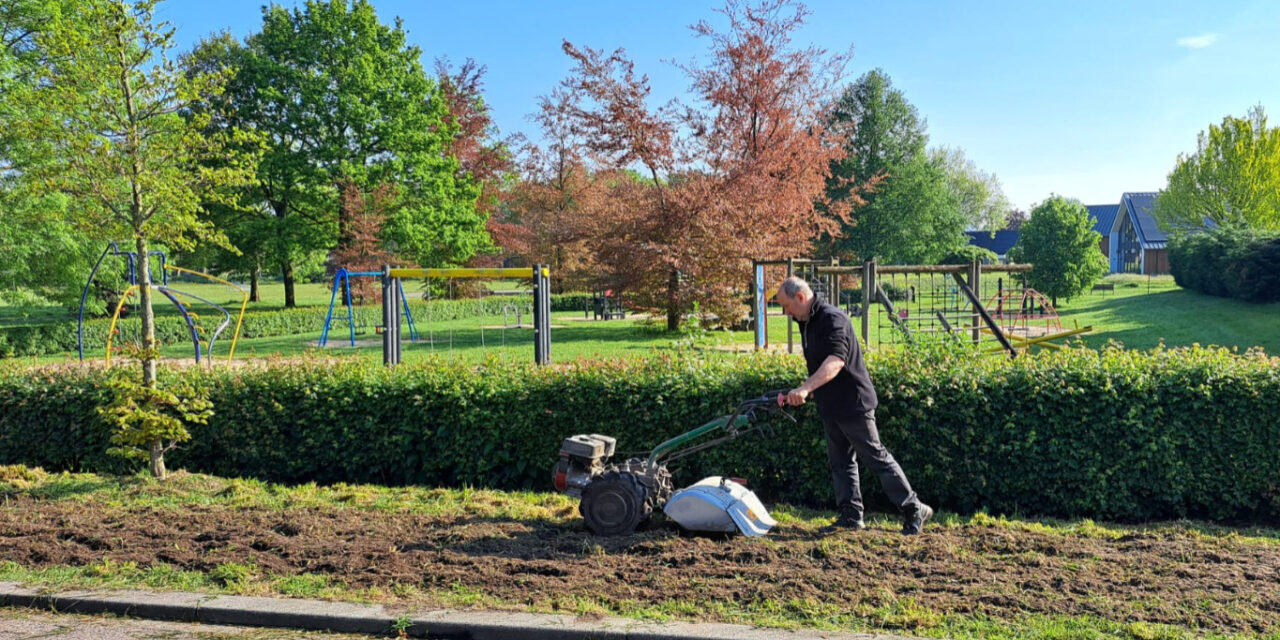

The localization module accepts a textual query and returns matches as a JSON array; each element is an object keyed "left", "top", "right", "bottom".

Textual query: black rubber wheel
[{"left": 579, "top": 471, "right": 649, "bottom": 536}]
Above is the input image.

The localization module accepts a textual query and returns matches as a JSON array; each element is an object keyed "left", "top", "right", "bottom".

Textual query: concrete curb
[{"left": 0, "top": 582, "right": 910, "bottom": 640}]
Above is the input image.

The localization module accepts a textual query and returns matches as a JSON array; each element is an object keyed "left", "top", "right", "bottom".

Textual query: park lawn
[
  {"left": 34, "top": 311, "right": 741, "bottom": 366},
  {"left": 12, "top": 274, "right": 1280, "bottom": 365},
  {"left": 0, "top": 281, "right": 338, "bottom": 328},
  {"left": 1055, "top": 275, "right": 1280, "bottom": 354},
  {"left": 0, "top": 467, "right": 1277, "bottom": 640}
]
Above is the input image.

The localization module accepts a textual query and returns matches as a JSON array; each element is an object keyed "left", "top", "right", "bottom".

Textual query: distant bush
[
  {"left": 2, "top": 344, "right": 1277, "bottom": 523},
  {"left": 1169, "top": 228, "right": 1280, "bottom": 302}
]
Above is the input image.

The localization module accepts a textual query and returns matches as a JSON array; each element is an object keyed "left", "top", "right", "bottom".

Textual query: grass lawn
[
  {"left": 9, "top": 274, "right": 1280, "bottom": 365},
  {"left": 1, "top": 467, "right": 1277, "bottom": 640},
  {"left": 0, "top": 281, "right": 338, "bottom": 327},
  {"left": 1055, "top": 274, "right": 1280, "bottom": 354},
  {"left": 22, "top": 310, "right": 757, "bottom": 366}
]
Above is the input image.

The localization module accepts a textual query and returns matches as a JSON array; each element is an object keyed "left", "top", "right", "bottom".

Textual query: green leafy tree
[
  {"left": 1, "top": 0, "right": 73, "bottom": 166},
  {"left": 0, "top": 188, "right": 125, "bottom": 315},
  {"left": 827, "top": 69, "right": 926, "bottom": 186},
  {"left": 1153, "top": 105, "right": 1280, "bottom": 232},
  {"left": 931, "top": 146, "right": 1011, "bottom": 231},
  {"left": 0, "top": 1, "right": 118, "bottom": 315},
  {"left": 1009, "top": 196, "right": 1107, "bottom": 305},
  {"left": 824, "top": 69, "right": 969, "bottom": 263},
  {"left": 939, "top": 244, "right": 998, "bottom": 265},
  {"left": 99, "top": 369, "right": 212, "bottom": 474},
  {"left": 190, "top": 1, "right": 488, "bottom": 307},
  {"left": 4, "top": 0, "right": 257, "bottom": 477},
  {"left": 847, "top": 156, "right": 966, "bottom": 264}
]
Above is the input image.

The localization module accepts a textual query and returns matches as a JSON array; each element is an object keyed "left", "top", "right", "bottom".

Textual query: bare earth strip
[{"left": 1, "top": 498, "right": 1277, "bottom": 634}]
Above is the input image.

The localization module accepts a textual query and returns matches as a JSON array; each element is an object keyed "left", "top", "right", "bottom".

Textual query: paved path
[{"left": 0, "top": 582, "right": 917, "bottom": 640}]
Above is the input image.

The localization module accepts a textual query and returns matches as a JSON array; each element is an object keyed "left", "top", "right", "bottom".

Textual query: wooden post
[
  {"left": 862, "top": 258, "right": 874, "bottom": 347},
  {"left": 969, "top": 259, "right": 981, "bottom": 344},
  {"left": 786, "top": 258, "right": 795, "bottom": 354}
]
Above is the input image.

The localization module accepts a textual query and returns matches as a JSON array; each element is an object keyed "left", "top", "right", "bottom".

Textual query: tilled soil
[{"left": 2, "top": 497, "right": 1278, "bottom": 633}]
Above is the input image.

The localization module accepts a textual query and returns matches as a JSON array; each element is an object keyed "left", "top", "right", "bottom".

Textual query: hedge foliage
[
  {"left": 0, "top": 294, "right": 594, "bottom": 358},
  {"left": 1168, "top": 228, "right": 1280, "bottom": 302},
  {"left": 1, "top": 345, "right": 1277, "bottom": 522}
]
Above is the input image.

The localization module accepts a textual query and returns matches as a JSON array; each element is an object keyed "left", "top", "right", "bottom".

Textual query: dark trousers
[{"left": 823, "top": 410, "right": 921, "bottom": 515}]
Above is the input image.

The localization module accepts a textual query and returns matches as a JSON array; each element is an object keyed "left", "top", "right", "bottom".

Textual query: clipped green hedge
[
  {"left": 0, "top": 294, "right": 595, "bottom": 358},
  {"left": 2, "top": 346, "right": 1278, "bottom": 522}
]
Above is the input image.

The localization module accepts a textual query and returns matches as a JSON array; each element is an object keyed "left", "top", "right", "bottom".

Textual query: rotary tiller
[{"left": 551, "top": 390, "right": 795, "bottom": 536}]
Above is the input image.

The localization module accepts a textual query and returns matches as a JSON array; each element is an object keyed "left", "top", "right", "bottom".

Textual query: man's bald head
[{"left": 775, "top": 276, "right": 814, "bottom": 321}]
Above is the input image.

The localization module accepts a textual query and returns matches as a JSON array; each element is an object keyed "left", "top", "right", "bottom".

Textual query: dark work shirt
[{"left": 797, "top": 294, "right": 878, "bottom": 420}]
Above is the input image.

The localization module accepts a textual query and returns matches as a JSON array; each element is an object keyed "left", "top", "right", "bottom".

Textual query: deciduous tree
[
  {"left": 507, "top": 90, "right": 611, "bottom": 292},
  {"left": 932, "top": 146, "right": 1011, "bottom": 232},
  {"left": 824, "top": 69, "right": 974, "bottom": 264},
  {"left": 1004, "top": 208, "right": 1028, "bottom": 231},
  {"left": 541, "top": 0, "right": 857, "bottom": 329},
  {"left": 1153, "top": 105, "right": 1280, "bottom": 232},
  {"left": 5, "top": 0, "right": 257, "bottom": 477},
  {"left": 1009, "top": 196, "right": 1107, "bottom": 306},
  {"left": 332, "top": 181, "right": 396, "bottom": 303},
  {"left": 190, "top": 1, "right": 489, "bottom": 307},
  {"left": 0, "top": 1, "right": 118, "bottom": 315},
  {"left": 436, "top": 58, "right": 515, "bottom": 268}
]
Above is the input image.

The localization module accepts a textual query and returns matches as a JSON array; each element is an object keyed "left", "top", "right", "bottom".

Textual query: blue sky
[{"left": 159, "top": 0, "right": 1280, "bottom": 213}]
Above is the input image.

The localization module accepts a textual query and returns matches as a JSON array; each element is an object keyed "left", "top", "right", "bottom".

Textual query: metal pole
[
  {"left": 534, "top": 264, "right": 550, "bottom": 365},
  {"left": 391, "top": 273, "right": 402, "bottom": 364},
  {"left": 753, "top": 261, "right": 765, "bottom": 351},
  {"left": 382, "top": 265, "right": 394, "bottom": 367}
]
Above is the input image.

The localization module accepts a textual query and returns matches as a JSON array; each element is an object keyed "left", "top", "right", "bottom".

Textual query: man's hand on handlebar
[{"left": 778, "top": 388, "right": 809, "bottom": 407}]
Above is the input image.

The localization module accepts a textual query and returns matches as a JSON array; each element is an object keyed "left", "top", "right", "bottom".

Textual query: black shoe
[
  {"left": 820, "top": 506, "right": 865, "bottom": 533},
  {"left": 901, "top": 503, "right": 933, "bottom": 535}
]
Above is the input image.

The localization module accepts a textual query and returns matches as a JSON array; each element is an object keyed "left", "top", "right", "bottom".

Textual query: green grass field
[
  {"left": 6, "top": 274, "right": 1280, "bottom": 365},
  {"left": 1055, "top": 274, "right": 1280, "bottom": 353}
]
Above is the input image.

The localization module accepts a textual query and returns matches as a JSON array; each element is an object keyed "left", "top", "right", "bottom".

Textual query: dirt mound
[{"left": 2, "top": 498, "right": 1277, "bottom": 633}]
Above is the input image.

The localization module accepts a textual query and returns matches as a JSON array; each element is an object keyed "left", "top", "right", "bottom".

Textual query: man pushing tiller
[{"left": 774, "top": 275, "right": 933, "bottom": 535}]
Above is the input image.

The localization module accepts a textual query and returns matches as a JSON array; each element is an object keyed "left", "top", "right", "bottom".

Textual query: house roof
[
  {"left": 1086, "top": 204, "right": 1119, "bottom": 235},
  {"left": 965, "top": 230, "right": 1020, "bottom": 255},
  {"left": 1114, "top": 192, "right": 1166, "bottom": 249}
]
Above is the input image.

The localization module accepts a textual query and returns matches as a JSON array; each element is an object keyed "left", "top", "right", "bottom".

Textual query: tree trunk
[
  {"left": 666, "top": 268, "right": 681, "bottom": 331},
  {"left": 282, "top": 260, "right": 296, "bottom": 308},
  {"left": 249, "top": 264, "right": 260, "bottom": 303},
  {"left": 149, "top": 439, "right": 166, "bottom": 479},
  {"left": 135, "top": 237, "right": 157, "bottom": 385},
  {"left": 136, "top": 238, "right": 166, "bottom": 480}
]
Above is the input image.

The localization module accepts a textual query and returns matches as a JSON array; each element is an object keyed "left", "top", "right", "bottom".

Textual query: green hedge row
[
  {"left": 0, "top": 294, "right": 596, "bottom": 358},
  {"left": 1169, "top": 228, "right": 1280, "bottom": 302},
  {"left": 2, "top": 345, "right": 1277, "bottom": 522}
]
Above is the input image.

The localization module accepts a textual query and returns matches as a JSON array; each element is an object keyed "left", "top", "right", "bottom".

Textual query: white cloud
[{"left": 1176, "top": 33, "right": 1218, "bottom": 49}]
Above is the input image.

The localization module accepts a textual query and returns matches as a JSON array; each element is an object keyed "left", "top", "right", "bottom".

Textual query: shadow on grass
[{"left": 1071, "top": 288, "right": 1280, "bottom": 352}]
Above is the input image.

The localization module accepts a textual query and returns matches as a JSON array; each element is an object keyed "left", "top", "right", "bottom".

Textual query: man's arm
[{"left": 783, "top": 355, "right": 844, "bottom": 406}]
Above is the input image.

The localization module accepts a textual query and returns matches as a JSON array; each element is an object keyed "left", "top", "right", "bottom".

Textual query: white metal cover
[{"left": 663, "top": 476, "right": 777, "bottom": 537}]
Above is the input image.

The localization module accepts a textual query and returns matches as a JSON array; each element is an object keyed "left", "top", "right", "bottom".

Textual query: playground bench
[{"left": 1091, "top": 283, "right": 1114, "bottom": 294}]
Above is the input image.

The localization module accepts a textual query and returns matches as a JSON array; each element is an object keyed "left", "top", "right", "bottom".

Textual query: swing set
[
  {"left": 318, "top": 268, "right": 418, "bottom": 347},
  {"left": 379, "top": 265, "right": 552, "bottom": 366}
]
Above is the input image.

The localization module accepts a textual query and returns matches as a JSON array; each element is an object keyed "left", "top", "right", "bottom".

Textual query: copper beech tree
[
  {"left": 332, "top": 182, "right": 396, "bottom": 303},
  {"left": 504, "top": 88, "right": 615, "bottom": 292},
  {"left": 517, "top": 0, "right": 865, "bottom": 329}
]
